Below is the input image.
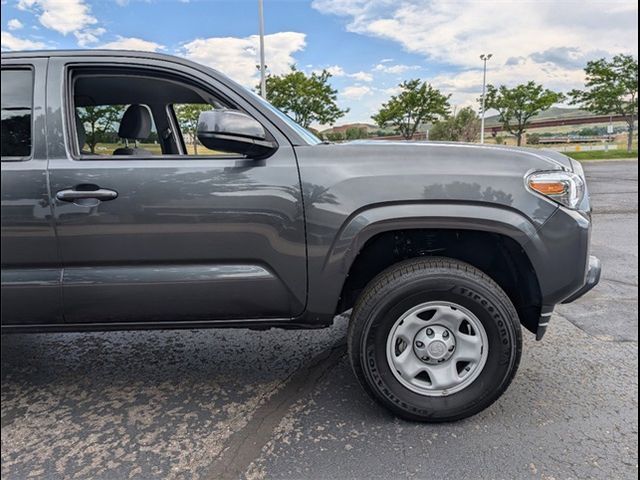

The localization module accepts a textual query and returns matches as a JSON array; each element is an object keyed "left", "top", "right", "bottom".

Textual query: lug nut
[
  {"left": 442, "top": 331, "right": 449, "bottom": 338},
  {"left": 415, "top": 341, "right": 424, "bottom": 348},
  {"left": 422, "top": 356, "right": 430, "bottom": 361},
  {"left": 448, "top": 345, "right": 455, "bottom": 352},
  {"left": 426, "top": 328, "right": 434, "bottom": 336}
]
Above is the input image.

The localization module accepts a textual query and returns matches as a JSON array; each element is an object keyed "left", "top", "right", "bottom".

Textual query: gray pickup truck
[{"left": 1, "top": 50, "right": 600, "bottom": 421}]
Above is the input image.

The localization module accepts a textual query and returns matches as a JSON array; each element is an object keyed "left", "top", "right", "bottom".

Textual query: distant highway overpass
[{"left": 486, "top": 114, "right": 629, "bottom": 133}]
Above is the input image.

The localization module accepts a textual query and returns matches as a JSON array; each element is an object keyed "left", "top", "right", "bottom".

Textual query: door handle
[{"left": 56, "top": 186, "right": 118, "bottom": 202}]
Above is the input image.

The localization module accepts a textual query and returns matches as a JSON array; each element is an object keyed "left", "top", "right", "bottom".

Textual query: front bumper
[
  {"left": 561, "top": 255, "right": 602, "bottom": 304},
  {"left": 535, "top": 255, "right": 601, "bottom": 341}
]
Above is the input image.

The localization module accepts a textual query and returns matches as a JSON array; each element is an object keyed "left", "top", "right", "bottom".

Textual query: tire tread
[{"left": 347, "top": 256, "right": 523, "bottom": 422}]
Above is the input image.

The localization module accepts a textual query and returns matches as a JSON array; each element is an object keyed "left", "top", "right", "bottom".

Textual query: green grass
[
  {"left": 92, "top": 142, "right": 222, "bottom": 155},
  {"left": 565, "top": 149, "right": 638, "bottom": 161}
]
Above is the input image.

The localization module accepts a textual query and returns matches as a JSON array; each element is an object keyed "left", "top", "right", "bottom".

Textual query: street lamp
[
  {"left": 479, "top": 53, "right": 493, "bottom": 144},
  {"left": 258, "top": 0, "right": 267, "bottom": 98}
]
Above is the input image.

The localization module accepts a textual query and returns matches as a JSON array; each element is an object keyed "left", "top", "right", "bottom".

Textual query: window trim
[
  {"left": 64, "top": 64, "right": 277, "bottom": 162},
  {"left": 165, "top": 104, "right": 185, "bottom": 155},
  {"left": 1, "top": 66, "right": 35, "bottom": 162}
]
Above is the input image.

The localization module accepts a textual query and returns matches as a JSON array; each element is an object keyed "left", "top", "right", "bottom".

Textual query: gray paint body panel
[
  {"left": 1, "top": 50, "right": 594, "bottom": 332},
  {"left": 43, "top": 55, "right": 307, "bottom": 323},
  {"left": 62, "top": 264, "right": 291, "bottom": 322},
  {"left": 294, "top": 142, "right": 572, "bottom": 317},
  {"left": 1, "top": 58, "right": 63, "bottom": 324}
]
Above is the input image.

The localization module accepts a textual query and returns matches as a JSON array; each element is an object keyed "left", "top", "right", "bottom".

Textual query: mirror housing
[{"left": 196, "top": 109, "right": 277, "bottom": 157}]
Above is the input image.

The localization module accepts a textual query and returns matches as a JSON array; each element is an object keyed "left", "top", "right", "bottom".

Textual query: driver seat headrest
[{"left": 118, "top": 104, "right": 152, "bottom": 140}]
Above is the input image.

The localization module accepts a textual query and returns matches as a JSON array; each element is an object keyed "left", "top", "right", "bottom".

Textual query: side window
[
  {"left": 75, "top": 104, "right": 159, "bottom": 155},
  {"left": 173, "top": 103, "right": 227, "bottom": 156},
  {"left": 1, "top": 69, "right": 34, "bottom": 159},
  {"left": 69, "top": 68, "right": 256, "bottom": 158}
]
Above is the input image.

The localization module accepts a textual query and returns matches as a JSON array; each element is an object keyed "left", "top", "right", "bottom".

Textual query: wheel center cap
[
  {"left": 427, "top": 340, "right": 447, "bottom": 358},
  {"left": 413, "top": 324, "right": 456, "bottom": 364}
]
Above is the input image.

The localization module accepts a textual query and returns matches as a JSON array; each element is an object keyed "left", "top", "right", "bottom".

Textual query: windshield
[{"left": 246, "top": 89, "right": 322, "bottom": 145}]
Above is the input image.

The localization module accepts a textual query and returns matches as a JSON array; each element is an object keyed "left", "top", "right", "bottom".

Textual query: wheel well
[{"left": 337, "top": 229, "right": 542, "bottom": 333}]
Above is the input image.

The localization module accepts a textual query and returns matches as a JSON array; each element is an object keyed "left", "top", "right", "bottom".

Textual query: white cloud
[
  {"left": 182, "top": 32, "right": 306, "bottom": 86},
  {"left": 380, "top": 86, "right": 401, "bottom": 96},
  {"left": 325, "top": 65, "right": 346, "bottom": 76},
  {"left": 341, "top": 85, "right": 373, "bottom": 99},
  {"left": 350, "top": 71, "right": 373, "bottom": 82},
  {"left": 18, "top": 0, "right": 97, "bottom": 35},
  {"left": 313, "top": 65, "right": 373, "bottom": 82},
  {"left": 100, "top": 36, "right": 164, "bottom": 52},
  {"left": 7, "top": 19, "right": 24, "bottom": 30},
  {"left": 74, "top": 26, "right": 105, "bottom": 47},
  {"left": 373, "top": 63, "right": 420, "bottom": 74},
  {"left": 1, "top": 30, "right": 46, "bottom": 50},
  {"left": 316, "top": 65, "right": 373, "bottom": 82},
  {"left": 313, "top": 0, "right": 639, "bottom": 103}
]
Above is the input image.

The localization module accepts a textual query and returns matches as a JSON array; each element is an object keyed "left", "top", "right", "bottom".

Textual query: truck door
[
  {"left": 45, "top": 55, "right": 306, "bottom": 325},
  {"left": 1, "top": 58, "right": 64, "bottom": 326}
]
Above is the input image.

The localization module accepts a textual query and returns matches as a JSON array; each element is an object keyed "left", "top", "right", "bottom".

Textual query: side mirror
[{"left": 197, "top": 109, "right": 277, "bottom": 157}]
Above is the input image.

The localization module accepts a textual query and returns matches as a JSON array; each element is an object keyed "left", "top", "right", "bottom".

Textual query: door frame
[
  {"left": 43, "top": 54, "right": 310, "bottom": 328},
  {"left": 1, "top": 57, "right": 65, "bottom": 326}
]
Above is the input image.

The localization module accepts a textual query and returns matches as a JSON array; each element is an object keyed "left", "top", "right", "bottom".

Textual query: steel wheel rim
[{"left": 385, "top": 301, "right": 489, "bottom": 397}]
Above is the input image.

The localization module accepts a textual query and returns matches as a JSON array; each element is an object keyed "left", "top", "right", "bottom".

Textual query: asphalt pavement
[{"left": 1, "top": 160, "right": 638, "bottom": 480}]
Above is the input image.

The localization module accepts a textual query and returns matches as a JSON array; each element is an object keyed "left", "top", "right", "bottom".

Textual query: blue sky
[{"left": 2, "top": 0, "right": 638, "bottom": 126}]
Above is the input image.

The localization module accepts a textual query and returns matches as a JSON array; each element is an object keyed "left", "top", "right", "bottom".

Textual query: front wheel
[{"left": 348, "top": 257, "right": 522, "bottom": 422}]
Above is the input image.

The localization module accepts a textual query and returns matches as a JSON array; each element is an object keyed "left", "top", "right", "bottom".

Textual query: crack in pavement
[
  {"left": 553, "top": 311, "right": 638, "bottom": 343},
  {"left": 590, "top": 190, "right": 639, "bottom": 195},
  {"left": 593, "top": 209, "right": 638, "bottom": 214},
  {"left": 203, "top": 341, "right": 347, "bottom": 480},
  {"left": 601, "top": 277, "right": 639, "bottom": 288}
]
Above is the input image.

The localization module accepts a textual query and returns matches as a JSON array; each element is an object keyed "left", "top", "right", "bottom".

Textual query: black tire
[{"left": 348, "top": 256, "right": 522, "bottom": 422}]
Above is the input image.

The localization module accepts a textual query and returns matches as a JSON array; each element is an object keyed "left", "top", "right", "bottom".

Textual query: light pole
[
  {"left": 479, "top": 53, "right": 492, "bottom": 144},
  {"left": 258, "top": 0, "right": 267, "bottom": 98}
]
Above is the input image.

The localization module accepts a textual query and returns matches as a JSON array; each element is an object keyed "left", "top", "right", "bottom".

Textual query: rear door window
[{"left": 1, "top": 69, "right": 34, "bottom": 159}]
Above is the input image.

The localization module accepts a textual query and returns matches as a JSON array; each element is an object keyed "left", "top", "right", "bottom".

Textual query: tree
[
  {"left": 324, "top": 131, "right": 345, "bottom": 142},
  {"left": 455, "top": 106, "right": 481, "bottom": 142},
  {"left": 345, "top": 127, "right": 368, "bottom": 140},
  {"left": 484, "top": 82, "right": 564, "bottom": 146},
  {"left": 429, "top": 117, "right": 457, "bottom": 142},
  {"left": 372, "top": 79, "right": 450, "bottom": 140},
  {"left": 527, "top": 133, "right": 541, "bottom": 145},
  {"left": 569, "top": 54, "right": 638, "bottom": 152},
  {"left": 430, "top": 107, "right": 480, "bottom": 142},
  {"left": 263, "top": 66, "right": 348, "bottom": 128},
  {"left": 77, "top": 105, "right": 125, "bottom": 153},
  {"left": 174, "top": 103, "right": 212, "bottom": 154}
]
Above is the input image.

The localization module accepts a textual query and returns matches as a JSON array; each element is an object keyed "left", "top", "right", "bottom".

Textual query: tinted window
[{"left": 1, "top": 69, "right": 33, "bottom": 158}]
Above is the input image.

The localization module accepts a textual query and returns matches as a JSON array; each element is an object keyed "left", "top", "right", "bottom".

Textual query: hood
[{"left": 342, "top": 140, "right": 574, "bottom": 171}]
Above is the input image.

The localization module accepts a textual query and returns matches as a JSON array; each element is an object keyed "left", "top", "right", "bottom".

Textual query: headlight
[{"left": 526, "top": 171, "right": 586, "bottom": 209}]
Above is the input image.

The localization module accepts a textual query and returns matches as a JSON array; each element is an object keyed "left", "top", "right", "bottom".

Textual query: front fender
[
  {"left": 305, "top": 201, "right": 552, "bottom": 318},
  {"left": 324, "top": 202, "right": 543, "bottom": 276}
]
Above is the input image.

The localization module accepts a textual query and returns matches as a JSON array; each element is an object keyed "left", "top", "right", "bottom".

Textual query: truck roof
[
  {"left": 1, "top": 49, "right": 224, "bottom": 78},
  {"left": 1, "top": 48, "right": 233, "bottom": 96},
  {"left": 2, "top": 49, "right": 185, "bottom": 61}
]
